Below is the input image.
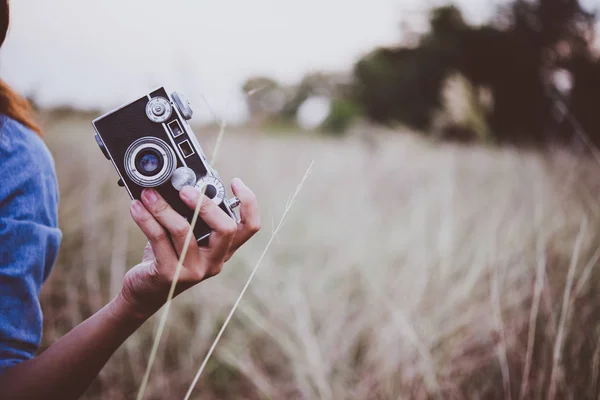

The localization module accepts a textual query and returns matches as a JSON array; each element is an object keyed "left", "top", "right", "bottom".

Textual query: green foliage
[
  {"left": 354, "top": 44, "right": 452, "bottom": 133},
  {"left": 241, "top": 76, "right": 291, "bottom": 126},
  {"left": 352, "top": 0, "right": 600, "bottom": 148},
  {"left": 434, "top": 74, "right": 495, "bottom": 145},
  {"left": 352, "top": 5, "right": 470, "bottom": 133},
  {"left": 242, "top": 72, "right": 354, "bottom": 133},
  {"left": 320, "top": 98, "right": 362, "bottom": 135},
  {"left": 240, "top": 1, "right": 600, "bottom": 143}
]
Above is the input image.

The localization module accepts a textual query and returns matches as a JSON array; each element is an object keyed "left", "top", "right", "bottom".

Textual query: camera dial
[
  {"left": 124, "top": 137, "right": 177, "bottom": 187},
  {"left": 195, "top": 175, "right": 225, "bottom": 204},
  {"left": 146, "top": 96, "right": 172, "bottom": 123}
]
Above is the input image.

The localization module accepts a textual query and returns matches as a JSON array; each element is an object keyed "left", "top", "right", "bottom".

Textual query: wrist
[{"left": 109, "top": 291, "right": 156, "bottom": 325}]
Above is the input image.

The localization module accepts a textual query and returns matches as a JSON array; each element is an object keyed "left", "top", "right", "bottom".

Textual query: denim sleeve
[{"left": 0, "top": 116, "right": 62, "bottom": 373}]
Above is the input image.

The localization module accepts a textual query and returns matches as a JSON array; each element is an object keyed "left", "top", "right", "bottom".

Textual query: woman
[{"left": 0, "top": 2, "right": 261, "bottom": 398}]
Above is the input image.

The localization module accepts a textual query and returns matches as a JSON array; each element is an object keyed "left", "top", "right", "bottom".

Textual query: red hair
[{"left": 0, "top": 0, "right": 41, "bottom": 135}]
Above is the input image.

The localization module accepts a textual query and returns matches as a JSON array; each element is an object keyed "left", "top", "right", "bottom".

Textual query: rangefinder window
[
  {"left": 179, "top": 140, "right": 195, "bottom": 158},
  {"left": 168, "top": 120, "right": 184, "bottom": 138}
]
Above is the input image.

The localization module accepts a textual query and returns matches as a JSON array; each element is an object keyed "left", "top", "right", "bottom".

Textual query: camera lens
[
  {"left": 135, "top": 149, "right": 164, "bottom": 176},
  {"left": 124, "top": 137, "right": 177, "bottom": 188}
]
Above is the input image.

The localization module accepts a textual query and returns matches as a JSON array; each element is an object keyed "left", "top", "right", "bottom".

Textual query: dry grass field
[{"left": 35, "top": 110, "right": 600, "bottom": 399}]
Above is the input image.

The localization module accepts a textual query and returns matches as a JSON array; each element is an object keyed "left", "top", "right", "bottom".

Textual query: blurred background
[{"left": 2, "top": 0, "right": 600, "bottom": 398}]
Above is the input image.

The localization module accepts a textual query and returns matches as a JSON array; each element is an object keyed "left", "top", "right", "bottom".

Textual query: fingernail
[
  {"left": 131, "top": 200, "right": 143, "bottom": 216},
  {"left": 180, "top": 186, "right": 199, "bottom": 201},
  {"left": 143, "top": 189, "right": 158, "bottom": 205}
]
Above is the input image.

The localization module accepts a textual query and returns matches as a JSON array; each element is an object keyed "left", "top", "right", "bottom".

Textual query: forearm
[{"left": 0, "top": 294, "right": 148, "bottom": 400}]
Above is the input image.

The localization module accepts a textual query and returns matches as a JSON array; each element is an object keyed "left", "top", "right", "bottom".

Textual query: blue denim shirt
[{"left": 0, "top": 115, "right": 61, "bottom": 373}]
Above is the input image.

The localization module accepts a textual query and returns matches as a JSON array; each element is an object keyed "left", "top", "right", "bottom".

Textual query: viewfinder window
[
  {"left": 178, "top": 140, "right": 195, "bottom": 158},
  {"left": 168, "top": 120, "right": 184, "bottom": 138}
]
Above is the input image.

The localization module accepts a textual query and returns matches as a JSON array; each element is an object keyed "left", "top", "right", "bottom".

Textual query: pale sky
[{"left": 0, "top": 0, "right": 596, "bottom": 124}]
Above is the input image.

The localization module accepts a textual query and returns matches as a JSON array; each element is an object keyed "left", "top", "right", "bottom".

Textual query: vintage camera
[{"left": 92, "top": 87, "right": 240, "bottom": 245}]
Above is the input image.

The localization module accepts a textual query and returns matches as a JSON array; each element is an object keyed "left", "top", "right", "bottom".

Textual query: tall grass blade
[{"left": 183, "top": 160, "right": 315, "bottom": 400}]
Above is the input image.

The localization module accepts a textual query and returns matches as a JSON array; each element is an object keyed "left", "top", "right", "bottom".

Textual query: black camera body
[{"left": 92, "top": 87, "right": 239, "bottom": 245}]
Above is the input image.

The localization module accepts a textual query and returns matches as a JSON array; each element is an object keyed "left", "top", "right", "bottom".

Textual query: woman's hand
[
  {"left": 120, "top": 178, "right": 260, "bottom": 320},
  {"left": 0, "top": 179, "right": 259, "bottom": 400}
]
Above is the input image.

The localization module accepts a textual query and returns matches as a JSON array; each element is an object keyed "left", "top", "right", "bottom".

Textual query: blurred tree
[
  {"left": 242, "top": 72, "right": 357, "bottom": 134},
  {"left": 353, "top": 0, "right": 600, "bottom": 147},
  {"left": 320, "top": 97, "right": 362, "bottom": 135},
  {"left": 280, "top": 72, "right": 353, "bottom": 120},
  {"left": 242, "top": 76, "right": 289, "bottom": 126},
  {"left": 354, "top": 6, "right": 463, "bottom": 133}
]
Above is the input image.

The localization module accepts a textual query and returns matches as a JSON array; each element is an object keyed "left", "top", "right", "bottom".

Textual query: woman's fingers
[
  {"left": 228, "top": 178, "right": 261, "bottom": 254},
  {"left": 142, "top": 241, "right": 155, "bottom": 262},
  {"left": 179, "top": 186, "right": 237, "bottom": 273},
  {"left": 126, "top": 180, "right": 259, "bottom": 317},
  {"left": 135, "top": 181, "right": 255, "bottom": 282},
  {"left": 140, "top": 189, "right": 200, "bottom": 261},
  {"left": 130, "top": 200, "right": 177, "bottom": 268},
  {"left": 179, "top": 179, "right": 260, "bottom": 263}
]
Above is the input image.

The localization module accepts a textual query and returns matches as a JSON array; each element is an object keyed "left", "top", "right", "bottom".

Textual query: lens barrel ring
[{"left": 124, "top": 137, "right": 177, "bottom": 188}]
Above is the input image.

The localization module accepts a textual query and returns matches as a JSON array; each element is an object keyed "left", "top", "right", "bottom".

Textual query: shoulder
[
  {"left": 0, "top": 114, "right": 56, "bottom": 180},
  {"left": 0, "top": 114, "right": 53, "bottom": 155},
  {"left": 0, "top": 115, "right": 59, "bottom": 226}
]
